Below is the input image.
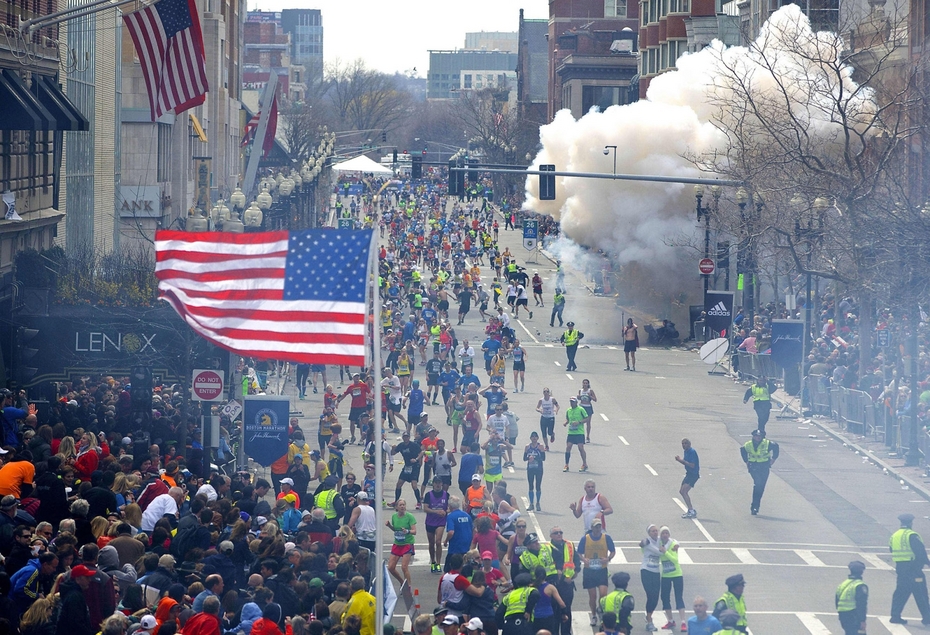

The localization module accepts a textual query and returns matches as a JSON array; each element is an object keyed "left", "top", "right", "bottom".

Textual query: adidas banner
[{"left": 704, "top": 291, "right": 735, "bottom": 335}]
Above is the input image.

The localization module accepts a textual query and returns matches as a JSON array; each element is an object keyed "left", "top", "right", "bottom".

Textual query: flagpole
[
  {"left": 370, "top": 229, "right": 385, "bottom": 633},
  {"left": 242, "top": 73, "right": 278, "bottom": 198}
]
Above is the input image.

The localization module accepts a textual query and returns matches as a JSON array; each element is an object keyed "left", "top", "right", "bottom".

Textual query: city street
[{"left": 271, "top": 217, "right": 927, "bottom": 634}]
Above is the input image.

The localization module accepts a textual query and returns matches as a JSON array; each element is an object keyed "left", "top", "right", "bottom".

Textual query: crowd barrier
[{"left": 735, "top": 351, "right": 779, "bottom": 382}]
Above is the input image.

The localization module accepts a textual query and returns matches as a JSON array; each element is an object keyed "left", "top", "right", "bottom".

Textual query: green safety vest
[
  {"left": 890, "top": 528, "right": 918, "bottom": 561},
  {"left": 836, "top": 578, "right": 864, "bottom": 612},
  {"left": 430, "top": 324, "right": 441, "bottom": 342},
  {"left": 751, "top": 385, "right": 770, "bottom": 401},
  {"left": 317, "top": 489, "right": 338, "bottom": 520},
  {"left": 503, "top": 587, "right": 534, "bottom": 617},
  {"left": 600, "top": 590, "right": 632, "bottom": 628},
  {"left": 553, "top": 293, "right": 565, "bottom": 306},
  {"left": 660, "top": 541, "right": 682, "bottom": 578},
  {"left": 563, "top": 329, "right": 579, "bottom": 346},
  {"left": 565, "top": 407, "right": 587, "bottom": 435},
  {"left": 507, "top": 263, "right": 517, "bottom": 273},
  {"left": 743, "top": 439, "right": 771, "bottom": 463},
  {"left": 520, "top": 545, "right": 557, "bottom": 578},
  {"left": 717, "top": 592, "right": 747, "bottom": 628}
]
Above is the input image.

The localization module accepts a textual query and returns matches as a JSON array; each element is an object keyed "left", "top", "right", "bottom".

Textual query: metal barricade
[
  {"left": 736, "top": 352, "right": 778, "bottom": 382},
  {"left": 807, "top": 375, "right": 831, "bottom": 415}
]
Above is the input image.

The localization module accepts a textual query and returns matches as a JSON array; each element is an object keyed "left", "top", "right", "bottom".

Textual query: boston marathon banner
[
  {"left": 243, "top": 395, "right": 290, "bottom": 466},
  {"left": 704, "top": 291, "right": 735, "bottom": 335},
  {"left": 770, "top": 320, "right": 804, "bottom": 369}
]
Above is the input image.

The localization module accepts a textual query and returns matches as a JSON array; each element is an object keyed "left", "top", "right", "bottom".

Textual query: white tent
[{"left": 330, "top": 155, "right": 393, "bottom": 175}]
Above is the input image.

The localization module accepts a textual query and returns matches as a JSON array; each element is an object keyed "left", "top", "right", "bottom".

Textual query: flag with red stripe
[
  {"left": 155, "top": 229, "right": 375, "bottom": 366},
  {"left": 123, "top": 0, "right": 209, "bottom": 122},
  {"left": 240, "top": 112, "right": 259, "bottom": 147}
]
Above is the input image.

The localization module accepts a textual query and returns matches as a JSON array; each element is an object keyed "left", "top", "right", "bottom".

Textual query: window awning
[
  {"left": 0, "top": 69, "right": 89, "bottom": 131},
  {"left": 34, "top": 75, "right": 89, "bottom": 132}
]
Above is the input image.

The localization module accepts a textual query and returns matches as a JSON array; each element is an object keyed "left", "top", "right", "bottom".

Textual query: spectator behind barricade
[
  {"left": 141, "top": 487, "right": 185, "bottom": 532},
  {"left": 303, "top": 508, "right": 335, "bottom": 549},
  {"left": 260, "top": 560, "right": 300, "bottom": 620},
  {"left": 0, "top": 446, "right": 36, "bottom": 499}
]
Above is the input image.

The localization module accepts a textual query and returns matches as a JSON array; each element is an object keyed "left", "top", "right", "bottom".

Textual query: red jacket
[{"left": 182, "top": 612, "right": 220, "bottom": 635}]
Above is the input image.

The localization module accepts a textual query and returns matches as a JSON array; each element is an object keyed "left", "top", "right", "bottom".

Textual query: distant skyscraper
[{"left": 280, "top": 9, "right": 323, "bottom": 82}]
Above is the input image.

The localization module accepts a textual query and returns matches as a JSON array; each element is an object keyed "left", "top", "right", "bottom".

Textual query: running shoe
[
  {"left": 661, "top": 622, "right": 675, "bottom": 630},
  {"left": 415, "top": 503, "right": 422, "bottom": 510},
  {"left": 589, "top": 614, "right": 598, "bottom": 626},
  {"left": 646, "top": 623, "right": 658, "bottom": 632},
  {"left": 681, "top": 511, "right": 693, "bottom": 519},
  {"left": 545, "top": 446, "right": 550, "bottom": 452},
  {"left": 563, "top": 465, "right": 569, "bottom": 472},
  {"left": 535, "top": 503, "right": 541, "bottom": 511},
  {"left": 579, "top": 465, "right": 588, "bottom": 472},
  {"left": 680, "top": 624, "right": 687, "bottom": 632}
]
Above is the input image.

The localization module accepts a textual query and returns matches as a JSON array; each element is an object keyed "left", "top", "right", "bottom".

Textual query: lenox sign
[{"left": 74, "top": 331, "right": 157, "bottom": 353}]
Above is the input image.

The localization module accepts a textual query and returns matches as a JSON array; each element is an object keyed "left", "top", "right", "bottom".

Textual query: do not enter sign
[
  {"left": 192, "top": 369, "right": 225, "bottom": 401},
  {"left": 699, "top": 258, "right": 715, "bottom": 275}
]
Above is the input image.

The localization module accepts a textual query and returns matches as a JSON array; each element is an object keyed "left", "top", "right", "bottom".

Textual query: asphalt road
[{"left": 271, "top": 208, "right": 930, "bottom": 634}]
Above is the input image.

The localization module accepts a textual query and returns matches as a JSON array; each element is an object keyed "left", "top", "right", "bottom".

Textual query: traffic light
[
  {"left": 468, "top": 161, "right": 479, "bottom": 184},
  {"left": 539, "top": 164, "right": 556, "bottom": 200},
  {"left": 381, "top": 131, "right": 386, "bottom": 143},
  {"left": 392, "top": 149, "right": 398, "bottom": 164},
  {"left": 411, "top": 156, "right": 422, "bottom": 179},
  {"left": 13, "top": 326, "right": 39, "bottom": 386},
  {"left": 130, "top": 365, "right": 153, "bottom": 430},
  {"left": 448, "top": 160, "right": 465, "bottom": 196}
]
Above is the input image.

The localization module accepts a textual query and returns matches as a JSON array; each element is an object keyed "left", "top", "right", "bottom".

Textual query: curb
[{"left": 770, "top": 395, "right": 930, "bottom": 504}]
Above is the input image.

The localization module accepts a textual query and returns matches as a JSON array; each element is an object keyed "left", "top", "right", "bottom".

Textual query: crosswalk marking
[
  {"left": 861, "top": 552, "right": 894, "bottom": 571},
  {"left": 796, "top": 550, "right": 827, "bottom": 567},
  {"left": 732, "top": 548, "right": 760, "bottom": 564},
  {"left": 677, "top": 547, "right": 693, "bottom": 565},
  {"left": 644, "top": 464, "right": 658, "bottom": 476},
  {"left": 618, "top": 436, "right": 629, "bottom": 445},
  {"left": 554, "top": 361, "right": 561, "bottom": 366},
  {"left": 797, "top": 612, "right": 832, "bottom": 634},
  {"left": 877, "top": 617, "right": 911, "bottom": 634},
  {"left": 545, "top": 344, "right": 554, "bottom": 348},
  {"left": 566, "top": 373, "right": 574, "bottom": 380},
  {"left": 600, "top": 413, "right": 609, "bottom": 421},
  {"left": 610, "top": 549, "right": 628, "bottom": 564}
]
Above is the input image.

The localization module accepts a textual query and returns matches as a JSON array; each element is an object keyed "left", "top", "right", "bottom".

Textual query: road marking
[
  {"left": 610, "top": 549, "right": 628, "bottom": 564},
  {"left": 677, "top": 547, "right": 693, "bottom": 565},
  {"left": 515, "top": 319, "right": 540, "bottom": 343},
  {"left": 607, "top": 346, "right": 617, "bottom": 350},
  {"left": 877, "top": 617, "right": 911, "bottom": 634},
  {"left": 508, "top": 466, "right": 515, "bottom": 473},
  {"left": 796, "top": 613, "right": 831, "bottom": 634},
  {"left": 618, "top": 436, "right": 629, "bottom": 445},
  {"left": 655, "top": 376, "right": 667, "bottom": 379},
  {"left": 860, "top": 552, "right": 894, "bottom": 571},
  {"left": 732, "top": 548, "right": 760, "bottom": 565},
  {"left": 600, "top": 413, "right": 609, "bottom": 421},
  {"left": 566, "top": 373, "right": 574, "bottom": 381},
  {"left": 554, "top": 361, "right": 561, "bottom": 366},
  {"left": 644, "top": 464, "right": 658, "bottom": 476},
  {"left": 521, "top": 496, "right": 544, "bottom": 538},
  {"left": 668, "top": 363, "right": 686, "bottom": 366},
  {"left": 672, "top": 498, "right": 716, "bottom": 542},
  {"left": 796, "top": 550, "right": 826, "bottom": 567},
  {"left": 545, "top": 344, "right": 554, "bottom": 348}
]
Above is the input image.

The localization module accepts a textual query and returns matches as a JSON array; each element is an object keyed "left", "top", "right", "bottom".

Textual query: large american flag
[
  {"left": 123, "top": 0, "right": 209, "bottom": 122},
  {"left": 155, "top": 229, "right": 375, "bottom": 366}
]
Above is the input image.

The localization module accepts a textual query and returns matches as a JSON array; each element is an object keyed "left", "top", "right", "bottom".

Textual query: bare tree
[{"left": 326, "top": 58, "right": 413, "bottom": 135}]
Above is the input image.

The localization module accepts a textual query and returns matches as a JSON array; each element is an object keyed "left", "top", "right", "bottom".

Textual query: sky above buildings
[{"left": 246, "top": 0, "right": 549, "bottom": 75}]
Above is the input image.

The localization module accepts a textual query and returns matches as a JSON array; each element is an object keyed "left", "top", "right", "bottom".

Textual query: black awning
[
  {"left": 0, "top": 69, "right": 56, "bottom": 131},
  {"left": 34, "top": 75, "right": 89, "bottom": 132}
]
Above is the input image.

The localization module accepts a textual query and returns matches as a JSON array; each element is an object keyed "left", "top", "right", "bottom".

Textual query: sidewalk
[{"left": 767, "top": 387, "right": 930, "bottom": 503}]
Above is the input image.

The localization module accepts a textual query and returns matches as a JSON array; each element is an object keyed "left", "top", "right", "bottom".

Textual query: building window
[
  {"left": 667, "top": 40, "right": 683, "bottom": 67},
  {"left": 605, "top": 0, "right": 627, "bottom": 16},
  {"left": 582, "top": 85, "right": 630, "bottom": 113},
  {"left": 641, "top": 0, "right": 648, "bottom": 25},
  {"left": 464, "top": 74, "right": 472, "bottom": 88},
  {"left": 660, "top": 42, "right": 668, "bottom": 70},
  {"left": 562, "top": 83, "right": 571, "bottom": 110},
  {"left": 157, "top": 123, "right": 171, "bottom": 182}
]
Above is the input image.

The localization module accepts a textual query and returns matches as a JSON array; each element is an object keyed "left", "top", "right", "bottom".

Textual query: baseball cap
[
  {"left": 441, "top": 616, "right": 460, "bottom": 626},
  {"left": 481, "top": 551, "right": 493, "bottom": 560},
  {"left": 158, "top": 554, "right": 176, "bottom": 568},
  {"left": 219, "top": 541, "right": 234, "bottom": 554},
  {"left": 465, "top": 618, "right": 483, "bottom": 631},
  {"left": 357, "top": 491, "right": 369, "bottom": 500},
  {"left": 308, "top": 578, "right": 324, "bottom": 589},
  {"left": 471, "top": 473, "right": 482, "bottom": 481},
  {"left": 0, "top": 495, "right": 18, "bottom": 510},
  {"left": 432, "top": 607, "right": 449, "bottom": 618},
  {"left": 0, "top": 447, "right": 8, "bottom": 455},
  {"left": 255, "top": 516, "right": 269, "bottom": 526},
  {"left": 71, "top": 564, "right": 96, "bottom": 578},
  {"left": 293, "top": 454, "right": 303, "bottom": 461},
  {"left": 591, "top": 518, "right": 603, "bottom": 527},
  {"left": 140, "top": 616, "right": 158, "bottom": 631},
  {"left": 751, "top": 429, "right": 763, "bottom": 436},
  {"left": 280, "top": 478, "right": 295, "bottom": 486}
]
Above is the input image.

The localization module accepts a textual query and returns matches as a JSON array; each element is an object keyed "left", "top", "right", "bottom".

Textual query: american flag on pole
[
  {"left": 155, "top": 229, "right": 375, "bottom": 366},
  {"left": 240, "top": 93, "right": 278, "bottom": 156},
  {"left": 123, "top": 0, "right": 209, "bottom": 121}
]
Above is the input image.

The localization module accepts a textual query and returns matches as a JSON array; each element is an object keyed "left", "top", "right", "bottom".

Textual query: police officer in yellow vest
[
  {"left": 742, "top": 376, "right": 777, "bottom": 435},
  {"left": 315, "top": 476, "right": 345, "bottom": 532},
  {"left": 520, "top": 533, "right": 558, "bottom": 583},
  {"left": 715, "top": 610, "right": 743, "bottom": 635},
  {"left": 495, "top": 572, "right": 540, "bottom": 635},
  {"left": 549, "top": 526, "right": 581, "bottom": 635},
  {"left": 836, "top": 560, "right": 868, "bottom": 634},
  {"left": 599, "top": 572, "right": 634, "bottom": 635},
  {"left": 889, "top": 512, "right": 930, "bottom": 625},
  {"left": 560, "top": 322, "right": 584, "bottom": 372},
  {"left": 712, "top": 574, "right": 747, "bottom": 633},
  {"left": 739, "top": 430, "right": 779, "bottom": 516}
]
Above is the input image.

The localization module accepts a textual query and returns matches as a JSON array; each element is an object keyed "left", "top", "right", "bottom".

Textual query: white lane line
[
  {"left": 554, "top": 361, "right": 561, "bottom": 366},
  {"left": 796, "top": 550, "right": 826, "bottom": 567},
  {"left": 644, "top": 464, "right": 658, "bottom": 476},
  {"left": 600, "top": 413, "right": 609, "bottom": 421},
  {"left": 618, "top": 436, "right": 629, "bottom": 445},
  {"left": 796, "top": 613, "right": 831, "bottom": 634},
  {"left": 545, "top": 344, "right": 554, "bottom": 348},
  {"left": 877, "top": 617, "right": 911, "bottom": 634},
  {"left": 677, "top": 547, "right": 694, "bottom": 565},
  {"left": 655, "top": 376, "right": 667, "bottom": 380},
  {"left": 607, "top": 346, "right": 617, "bottom": 350},
  {"left": 732, "top": 548, "right": 760, "bottom": 565},
  {"left": 515, "top": 319, "right": 540, "bottom": 343},
  {"left": 508, "top": 466, "right": 515, "bottom": 473},
  {"left": 672, "top": 497, "right": 716, "bottom": 542},
  {"left": 566, "top": 373, "right": 574, "bottom": 381},
  {"left": 610, "top": 549, "right": 628, "bottom": 564},
  {"left": 521, "top": 496, "right": 544, "bottom": 538},
  {"left": 860, "top": 552, "right": 894, "bottom": 571}
]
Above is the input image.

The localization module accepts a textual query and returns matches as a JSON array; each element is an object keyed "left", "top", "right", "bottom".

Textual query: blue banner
[
  {"left": 770, "top": 320, "right": 804, "bottom": 369},
  {"left": 243, "top": 396, "right": 290, "bottom": 466}
]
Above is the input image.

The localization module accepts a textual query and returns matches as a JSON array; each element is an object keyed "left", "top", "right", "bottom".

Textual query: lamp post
[
  {"left": 694, "top": 184, "right": 712, "bottom": 298},
  {"left": 604, "top": 145, "right": 617, "bottom": 176}
]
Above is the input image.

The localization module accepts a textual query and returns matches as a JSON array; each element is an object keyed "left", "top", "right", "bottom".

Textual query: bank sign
[{"left": 117, "top": 185, "right": 161, "bottom": 218}]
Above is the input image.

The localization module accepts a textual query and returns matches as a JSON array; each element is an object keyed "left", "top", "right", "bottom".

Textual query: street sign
[
  {"left": 523, "top": 237, "right": 537, "bottom": 250},
  {"left": 876, "top": 329, "right": 890, "bottom": 347},
  {"left": 221, "top": 399, "right": 242, "bottom": 420},
  {"left": 523, "top": 219, "right": 538, "bottom": 239},
  {"left": 337, "top": 218, "right": 354, "bottom": 229},
  {"left": 192, "top": 369, "right": 225, "bottom": 402},
  {"left": 699, "top": 258, "right": 715, "bottom": 275}
]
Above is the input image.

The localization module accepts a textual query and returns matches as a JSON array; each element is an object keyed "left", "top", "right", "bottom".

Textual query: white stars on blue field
[{"left": 283, "top": 229, "right": 373, "bottom": 302}]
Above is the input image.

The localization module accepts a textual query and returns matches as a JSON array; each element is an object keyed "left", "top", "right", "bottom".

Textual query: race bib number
[{"left": 394, "top": 530, "right": 407, "bottom": 542}]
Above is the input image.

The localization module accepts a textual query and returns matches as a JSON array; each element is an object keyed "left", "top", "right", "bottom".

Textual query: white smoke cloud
[{"left": 525, "top": 4, "right": 873, "bottom": 275}]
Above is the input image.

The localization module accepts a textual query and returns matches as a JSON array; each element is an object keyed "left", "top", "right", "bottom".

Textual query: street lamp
[
  {"left": 735, "top": 187, "right": 750, "bottom": 324},
  {"left": 256, "top": 186, "right": 273, "bottom": 211},
  {"left": 604, "top": 145, "right": 617, "bottom": 176},
  {"left": 244, "top": 201, "right": 263, "bottom": 228},
  {"left": 187, "top": 207, "right": 208, "bottom": 232},
  {"left": 694, "top": 184, "right": 712, "bottom": 298}
]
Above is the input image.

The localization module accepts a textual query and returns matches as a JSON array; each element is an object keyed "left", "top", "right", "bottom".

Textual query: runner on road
[
  {"left": 563, "top": 397, "right": 590, "bottom": 473},
  {"left": 524, "top": 432, "right": 545, "bottom": 511},
  {"left": 675, "top": 439, "right": 699, "bottom": 519},
  {"left": 511, "top": 340, "right": 527, "bottom": 393},
  {"left": 622, "top": 319, "right": 639, "bottom": 372},
  {"left": 536, "top": 388, "right": 560, "bottom": 451}
]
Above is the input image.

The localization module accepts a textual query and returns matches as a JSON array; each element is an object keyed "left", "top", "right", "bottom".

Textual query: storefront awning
[
  {"left": 0, "top": 69, "right": 89, "bottom": 131},
  {"left": 34, "top": 75, "right": 89, "bottom": 131}
]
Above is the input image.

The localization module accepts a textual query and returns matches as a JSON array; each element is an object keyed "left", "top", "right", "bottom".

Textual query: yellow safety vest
[
  {"left": 563, "top": 330, "right": 579, "bottom": 346},
  {"left": 600, "top": 590, "right": 632, "bottom": 626},
  {"left": 317, "top": 489, "right": 338, "bottom": 520},
  {"left": 717, "top": 592, "right": 747, "bottom": 628},
  {"left": 520, "top": 545, "right": 557, "bottom": 578},
  {"left": 503, "top": 587, "right": 534, "bottom": 617},
  {"left": 751, "top": 385, "right": 770, "bottom": 401},
  {"left": 556, "top": 541, "right": 576, "bottom": 578},
  {"left": 890, "top": 528, "right": 918, "bottom": 562},
  {"left": 836, "top": 578, "right": 864, "bottom": 612},
  {"left": 743, "top": 439, "right": 771, "bottom": 463},
  {"left": 507, "top": 263, "right": 517, "bottom": 274}
]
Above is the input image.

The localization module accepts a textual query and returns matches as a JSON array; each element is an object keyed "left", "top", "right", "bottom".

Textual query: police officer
[
  {"left": 739, "top": 430, "right": 778, "bottom": 515},
  {"left": 496, "top": 572, "right": 540, "bottom": 635},
  {"left": 560, "top": 322, "right": 584, "bottom": 372},
  {"left": 520, "top": 533, "right": 558, "bottom": 584},
  {"left": 713, "top": 574, "right": 747, "bottom": 633},
  {"left": 716, "top": 610, "right": 742, "bottom": 635},
  {"left": 836, "top": 560, "right": 868, "bottom": 634},
  {"left": 599, "top": 572, "right": 634, "bottom": 635},
  {"left": 889, "top": 512, "right": 930, "bottom": 625},
  {"left": 742, "top": 376, "right": 777, "bottom": 435},
  {"left": 550, "top": 290, "right": 566, "bottom": 328}
]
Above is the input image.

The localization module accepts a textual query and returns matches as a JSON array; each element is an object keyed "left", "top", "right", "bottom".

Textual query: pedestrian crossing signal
[{"left": 539, "top": 164, "right": 556, "bottom": 200}]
